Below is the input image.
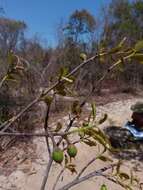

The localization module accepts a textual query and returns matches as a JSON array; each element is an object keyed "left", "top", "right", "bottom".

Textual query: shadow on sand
[{"left": 104, "top": 126, "right": 143, "bottom": 161}]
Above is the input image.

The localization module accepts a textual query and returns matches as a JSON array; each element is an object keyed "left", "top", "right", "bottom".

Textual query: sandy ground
[{"left": 0, "top": 97, "right": 143, "bottom": 190}]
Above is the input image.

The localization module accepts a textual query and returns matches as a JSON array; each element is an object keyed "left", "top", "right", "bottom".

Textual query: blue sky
[{"left": 1, "top": 0, "right": 111, "bottom": 46}]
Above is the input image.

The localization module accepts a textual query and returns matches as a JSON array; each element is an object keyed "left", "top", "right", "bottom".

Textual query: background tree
[
  {"left": 65, "top": 9, "right": 96, "bottom": 45},
  {"left": 0, "top": 17, "right": 26, "bottom": 56},
  {"left": 99, "top": 0, "right": 143, "bottom": 90},
  {"left": 56, "top": 10, "right": 97, "bottom": 93}
]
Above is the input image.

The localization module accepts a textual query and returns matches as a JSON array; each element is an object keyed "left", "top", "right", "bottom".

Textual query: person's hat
[{"left": 131, "top": 101, "right": 143, "bottom": 113}]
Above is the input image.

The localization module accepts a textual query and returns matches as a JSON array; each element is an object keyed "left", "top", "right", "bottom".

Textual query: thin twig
[
  {"left": 52, "top": 167, "right": 65, "bottom": 190},
  {"left": 57, "top": 116, "right": 76, "bottom": 146},
  {"left": 40, "top": 157, "right": 53, "bottom": 190},
  {"left": 0, "top": 132, "right": 61, "bottom": 137},
  {"left": 41, "top": 102, "right": 58, "bottom": 190},
  {"left": 0, "top": 96, "right": 41, "bottom": 132},
  {"left": 0, "top": 128, "right": 83, "bottom": 137},
  {"left": 0, "top": 53, "right": 105, "bottom": 132},
  {"left": 62, "top": 139, "right": 81, "bottom": 151},
  {"left": 44, "top": 104, "right": 52, "bottom": 155},
  {"left": 66, "top": 53, "right": 106, "bottom": 78},
  {"left": 97, "top": 173, "right": 127, "bottom": 189},
  {"left": 58, "top": 164, "right": 116, "bottom": 190},
  {"left": 0, "top": 75, "right": 8, "bottom": 89},
  {"left": 41, "top": 121, "right": 70, "bottom": 190},
  {"left": 76, "top": 157, "right": 98, "bottom": 179},
  {"left": 56, "top": 54, "right": 122, "bottom": 148},
  {"left": 76, "top": 149, "right": 106, "bottom": 180},
  {"left": 80, "top": 52, "right": 134, "bottom": 107},
  {"left": 40, "top": 61, "right": 53, "bottom": 84}
]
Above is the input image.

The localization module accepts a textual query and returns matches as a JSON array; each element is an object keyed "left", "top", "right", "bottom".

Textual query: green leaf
[
  {"left": 116, "top": 62, "right": 124, "bottom": 72},
  {"left": 71, "top": 101, "right": 82, "bottom": 116},
  {"left": 91, "top": 102, "right": 96, "bottom": 121},
  {"left": 6, "top": 74, "right": 17, "bottom": 82},
  {"left": 130, "top": 170, "right": 133, "bottom": 185},
  {"left": 118, "top": 37, "right": 126, "bottom": 47},
  {"left": 82, "top": 127, "right": 94, "bottom": 136},
  {"left": 98, "top": 155, "right": 113, "bottom": 162},
  {"left": 82, "top": 122, "right": 89, "bottom": 127},
  {"left": 134, "top": 40, "right": 143, "bottom": 52},
  {"left": 65, "top": 154, "right": 69, "bottom": 166},
  {"left": 109, "top": 46, "right": 122, "bottom": 54},
  {"left": 61, "top": 76, "right": 73, "bottom": 83},
  {"left": 100, "top": 184, "right": 108, "bottom": 190},
  {"left": 116, "top": 160, "right": 122, "bottom": 174},
  {"left": 59, "top": 67, "right": 69, "bottom": 77},
  {"left": 92, "top": 133, "right": 107, "bottom": 148},
  {"left": 8, "top": 51, "right": 17, "bottom": 66},
  {"left": 82, "top": 127, "right": 110, "bottom": 149},
  {"left": 6, "top": 74, "right": 15, "bottom": 80},
  {"left": 82, "top": 139, "right": 97, "bottom": 146},
  {"left": 98, "top": 114, "right": 108, "bottom": 124},
  {"left": 93, "top": 128, "right": 110, "bottom": 145},
  {"left": 131, "top": 53, "right": 143, "bottom": 63},
  {"left": 132, "top": 178, "right": 139, "bottom": 185},
  {"left": 109, "top": 38, "right": 126, "bottom": 55},
  {"left": 42, "top": 96, "right": 53, "bottom": 105},
  {"left": 82, "top": 122, "right": 93, "bottom": 128},
  {"left": 99, "top": 55, "right": 105, "bottom": 64},
  {"left": 80, "top": 53, "right": 87, "bottom": 61},
  {"left": 55, "top": 122, "right": 63, "bottom": 132},
  {"left": 55, "top": 83, "right": 66, "bottom": 96},
  {"left": 66, "top": 164, "right": 77, "bottom": 174},
  {"left": 78, "top": 130, "right": 85, "bottom": 138},
  {"left": 119, "top": 172, "right": 130, "bottom": 180}
]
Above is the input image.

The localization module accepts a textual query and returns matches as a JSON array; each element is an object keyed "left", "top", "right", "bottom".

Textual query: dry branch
[{"left": 58, "top": 164, "right": 116, "bottom": 190}]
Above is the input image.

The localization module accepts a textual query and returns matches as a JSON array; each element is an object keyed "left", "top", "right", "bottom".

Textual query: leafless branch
[
  {"left": 41, "top": 99, "right": 60, "bottom": 190},
  {"left": 0, "top": 128, "right": 84, "bottom": 137},
  {"left": 57, "top": 116, "right": 76, "bottom": 146},
  {"left": 57, "top": 164, "right": 116, "bottom": 190},
  {"left": 96, "top": 173, "right": 128, "bottom": 189},
  {"left": 76, "top": 149, "right": 106, "bottom": 180},
  {"left": 0, "top": 75, "right": 8, "bottom": 89},
  {"left": 0, "top": 132, "right": 49, "bottom": 137},
  {"left": 44, "top": 103, "right": 52, "bottom": 155},
  {"left": 52, "top": 167, "right": 65, "bottom": 190},
  {"left": 40, "top": 157, "right": 53, "bottom": 190}
]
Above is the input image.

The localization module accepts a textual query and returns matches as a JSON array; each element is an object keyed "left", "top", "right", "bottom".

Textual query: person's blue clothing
[{"left": 123, "top": 122, "right": 143, "bottom": 140}]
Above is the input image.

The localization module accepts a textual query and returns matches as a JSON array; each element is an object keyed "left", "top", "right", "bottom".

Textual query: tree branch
[
  {"left": 52, "top": 167, "right": 65, "bottom": 190},
  {"left": 57, "top": 115, "right": 76, "bottom": 146},
  {"left": 0, "top": 75, "right": 8, "bottom": 89},
  {"left": 44, "top": 104, "right": 52, "bottom": 155},
  {"left": 76, "top": 149, "right": 106, "bottom": 180},
  {"left": 0, "top": 131, "right": 62, "bottom": 137},
  {"left": 0, "top": 53, "right": 106, "bottom": 132},
  {"left": 40, "top": 157, "right": 53, "bottom": 190},
  {"left": 58, "top": 164, "right": 116, "bottom": 190}
]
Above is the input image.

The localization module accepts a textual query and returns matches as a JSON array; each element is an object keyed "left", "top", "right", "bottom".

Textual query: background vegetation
[{"left": 0, "top": 1, "right": 143, "bottom": 189}]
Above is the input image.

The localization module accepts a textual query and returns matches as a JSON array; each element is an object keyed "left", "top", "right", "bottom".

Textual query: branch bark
[
  {"left": 44, "top": 103, "right": 52, "bottom": 155},
  {"left": 52, "top": 167, "right": 65, "bottom": 190},
  {"left": 58, "top": 164, "right": 116, "bottom": 190},
  {"left": 75, "top": 149, "right": 106, "bottom": 180},
  {"left": 40, "top": 157, "right": 53, "bottom": 190}
]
